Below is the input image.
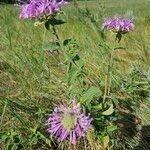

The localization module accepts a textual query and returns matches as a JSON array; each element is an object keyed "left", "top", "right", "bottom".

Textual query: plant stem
[
  {"left": 103, "top": 41, "right": 116, "bottom": 104},
  {"left": 51, "top": 26, "right": 70, "bottom": 66},
  {"left": 51, "top": 25, "right": 62, "bottom": 63},
  {"left": 52, "top": 25, "right": 60, "bottom": 43},
  {"left": 103, "top": 75, "right": 108, "bottom": 103},
  {"left": 107, "top": 47, "right": 114, "bottom": 96}
]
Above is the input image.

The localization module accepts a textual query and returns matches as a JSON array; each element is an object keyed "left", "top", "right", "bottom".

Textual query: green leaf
[
  {"left": 1, "top": 135, "right": 8, "bottom": 142},
  {"left": 115, "top": 32, "right": 122, "bottom": 43},
  {"left": 67, "top": 68, "right": 79, "bottom": 84},
  {"left": 81, "top": 86, "right": 102, "bottom": 104},
  {"left": 5, "top": 137, "right": 11, "bottom": 147},
  {"left": 46, "top": 139, "right": 51, "bottom": 145},
  {"left": 48, "top": 18, "right": 66, "bottom": 26},
  {"left": 106, "top": 125, "right": 117, "bottom": 133},
  {"left": 102, "top": 104, "right": 114, "bottom": 115},
  {"left": 71, "top": 54, "right": 80, "bottom": 62},
  {"left": 13, "top": 136, "right": 20, "bottom": 143},
  {"left": 31, "top": 136, "right": 38, "bottom": 145},
  {"left": 111, "top": 95, "right": 119, "bottom": 106},
  {"left": 63, "top": 39, "right": 77, "bottom": 46},
  {"left": 102, "top": 135, "right": 109, "bottom": 148},
  {"left": 8, "top": 144, "right": 14, "bottom": 150},
  {"left": 92, "top": 103, "right": 102, "bottom": 109},
  {"left": 17, "top": 144, "right": 24, "bottom": 150},
  {"left": 45, "top": 18, "right": 65, "bottom": 30},
  {"left": 45, "top": 21, "right": 50, "bottom": 30}
]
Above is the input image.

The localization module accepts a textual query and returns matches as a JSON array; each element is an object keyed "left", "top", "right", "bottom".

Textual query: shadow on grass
[
  {"left": 115, "top": 111, "right": 150, "bottom": 150},
  {"left": 118, "top": 111, "right": 141, "bottom": 137},
  {"left": 134, "top": 125, "right": 150, "bottom": 150},
  {"left": 114, "top": 112, "right": 140, "bottom": 149}
]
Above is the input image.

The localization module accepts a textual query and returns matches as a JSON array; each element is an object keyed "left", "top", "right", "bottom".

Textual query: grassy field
[{"left": 0, "top": 0, "right": 150, "bottom": 149}]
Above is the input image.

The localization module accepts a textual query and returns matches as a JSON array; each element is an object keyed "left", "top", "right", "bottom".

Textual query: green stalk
[
  {"left": 52, "top": 25, "right": 60, "bottom": 43},
  {"left": 103, "top": 40, "right": 116, "bottom": 104}
]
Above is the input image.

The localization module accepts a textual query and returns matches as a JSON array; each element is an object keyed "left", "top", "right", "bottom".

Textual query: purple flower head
[
  {"left": 19, "top": 0, "right": 68, "bottom": 20},
  {"left": 47, "top": 99, "right": 92, "bottom": 145},
  {"left": 103, "top": 16, "right": 134, "bottom": 34}
]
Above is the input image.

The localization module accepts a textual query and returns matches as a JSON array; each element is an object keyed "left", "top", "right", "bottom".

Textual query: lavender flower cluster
[
  {"left": 19, "top": 0, "right": 68, "bottom": 20},
  {"left": 103, "top": 16, "right": 134, "bottom": 33},
  {"left": 47, "top": 99, "right": 92, "bottom": 145}
]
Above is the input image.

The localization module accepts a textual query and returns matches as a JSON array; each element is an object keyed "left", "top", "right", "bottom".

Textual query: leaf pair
[{"left": 45, "top": 18, "right": 66, "bottom": 30}]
